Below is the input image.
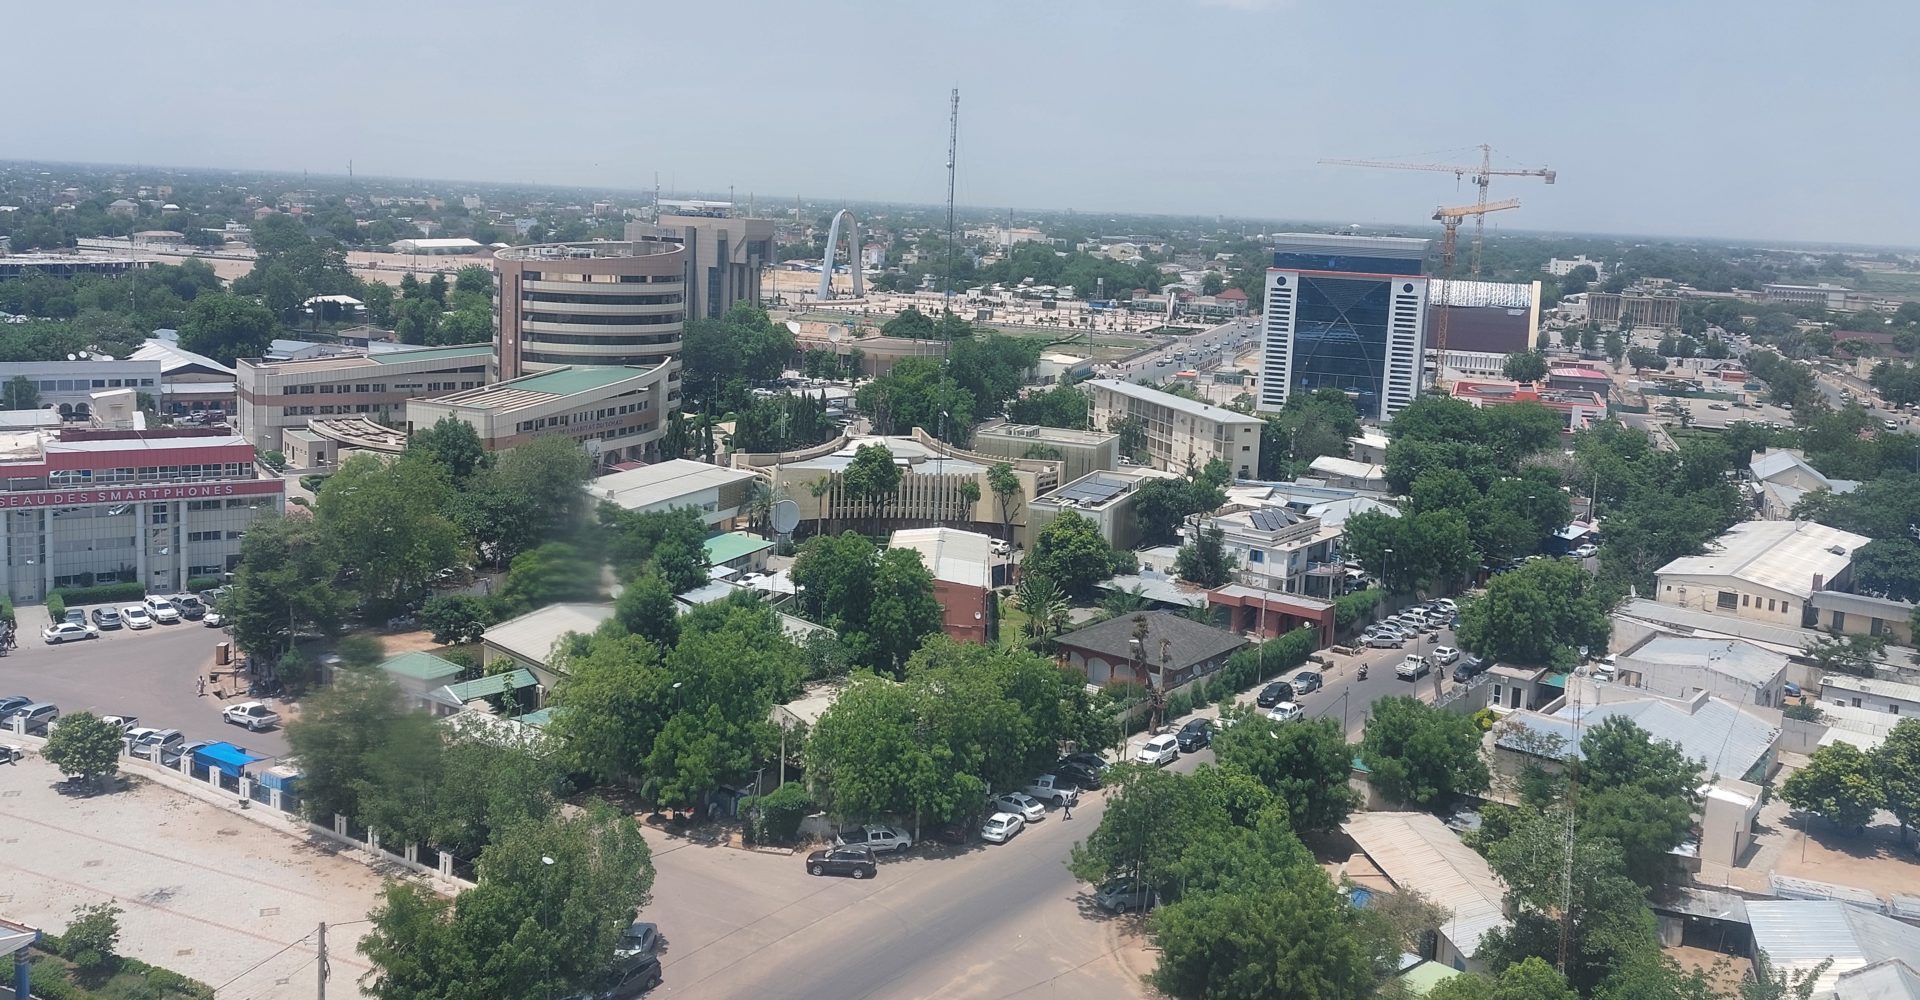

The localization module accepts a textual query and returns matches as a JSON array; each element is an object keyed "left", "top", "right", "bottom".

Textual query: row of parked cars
[
  {"left": 805, "top": 753, "right": 1110, "bottom": 879},
  {"left": 1, "top": 696, "right": 280, "bottom": 739},
  {"left": 41, "top": 592, "right": 225, "bottom": 643},
  {"left": 1361, "top": 598, "right": 1458, "bottom": 649}
]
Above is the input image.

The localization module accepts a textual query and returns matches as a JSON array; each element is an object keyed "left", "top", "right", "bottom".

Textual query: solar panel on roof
[
  {"left": 1249, "top": 508, "right": 1297, "bottom": 532},
  {"left": 1054, "top": 475, "right": 1129, "bottom": 506}
]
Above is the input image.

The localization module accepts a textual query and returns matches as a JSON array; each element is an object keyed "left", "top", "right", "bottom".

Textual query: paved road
[
  {"left": 2, "top": 610, "right": 289, "bottom": 759},
  {"left": 642, "top": 782, "right": 1155, "bottom": 999},
  {"left": 1109, "top": 318, "right": 1259, "bottom": 382}
]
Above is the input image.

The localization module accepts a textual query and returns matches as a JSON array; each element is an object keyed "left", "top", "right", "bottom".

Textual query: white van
[
  {"left": 1134, "top": 734, "right": 1179, "bottom": 767},
  {"left": 143, "top": 594, "right": 181, "bottom": 624}
]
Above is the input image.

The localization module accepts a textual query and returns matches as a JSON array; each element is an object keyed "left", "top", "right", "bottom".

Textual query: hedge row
[
  {"left": 48, "top": 581, "right": 148, "bottom": 608},
  {"left": 1109, "top": 626, "right": 1322, "bottom": 733}
]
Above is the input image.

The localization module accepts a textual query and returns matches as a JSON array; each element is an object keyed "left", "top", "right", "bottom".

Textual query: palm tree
[
  {"left": 1099, "top": 585, "right": 1150, "bottom": 621},
  {"left": 954, "top": 479, "right": 982, "bottom": 523},
  {"left": 1015, "top": 574, "right": 1070, "bottom": 651},
  {"left": 809, "top": 477, "right": 836, "bottom": 537},
  {"left": 744, "top": 478, "right": 790, "bottom": 534}
]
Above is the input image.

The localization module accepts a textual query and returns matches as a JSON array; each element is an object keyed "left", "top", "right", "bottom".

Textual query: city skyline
[{"left": 6, "top": 0, "right": 1916, "bottom": 246}]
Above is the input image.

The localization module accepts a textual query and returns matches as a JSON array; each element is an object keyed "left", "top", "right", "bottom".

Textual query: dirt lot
[{"left": 0, "top": 756, "right": 393, "bottom": 999}]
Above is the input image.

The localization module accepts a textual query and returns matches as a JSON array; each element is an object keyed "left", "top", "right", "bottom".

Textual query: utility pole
[{"left": 316, "top": 921, "right": 328, "bottom": 1000}]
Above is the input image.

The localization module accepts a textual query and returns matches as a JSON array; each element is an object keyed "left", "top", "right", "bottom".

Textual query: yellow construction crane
[
  {"left": 1429, "top": 199, "right": 1520, "bottom": 361},
  {"left": 1320, "top": 144, "right": 1555, "bottom": 277}
]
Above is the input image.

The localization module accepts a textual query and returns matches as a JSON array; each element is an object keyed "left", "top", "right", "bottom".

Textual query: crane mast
[{"left": 1320, "top": 144, "right": 1555, "bottom": 278}]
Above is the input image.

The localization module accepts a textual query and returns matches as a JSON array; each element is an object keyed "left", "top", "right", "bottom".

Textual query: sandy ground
[{"left": 0, "top": 756, "right": 390, "bottom": 999}]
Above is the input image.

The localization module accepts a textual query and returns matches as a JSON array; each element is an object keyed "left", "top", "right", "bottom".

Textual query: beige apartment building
[
  {"left": 404, "top": 364, "right": 675, "bottom": 462},
  {"left": 235, "top": 344, "right": 494, "bottom": 452},
  {"left": 623, "top": 203, "right": 776, "bottom": 321},
  {"left": 493, "top": 241, "right": 687, "bottom": 379},
  {"left": 1087, "top": 379, "right": 1260, "bottom": 479}
]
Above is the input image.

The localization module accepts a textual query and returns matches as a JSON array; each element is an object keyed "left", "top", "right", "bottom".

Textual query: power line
[{"left": 213, "top": 931, "right": 312, "bottom": 994}]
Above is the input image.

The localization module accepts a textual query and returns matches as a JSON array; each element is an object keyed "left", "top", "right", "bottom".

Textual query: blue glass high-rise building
[{"left": 1258, "top": 234, "right": 1431, "bottom": 422}]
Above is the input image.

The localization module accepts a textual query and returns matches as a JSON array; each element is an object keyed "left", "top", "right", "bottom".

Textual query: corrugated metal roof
[
  {"left": 1832, "top": 960, "right": 1920, "bottom": 1000},
  {"left": 482, "top": 603, "right": 615, "bottom": 668},
  {"left": 1497, "top": 695, "right": 1779, "bottom": 780},
  {"left": 1626, "top": 636, "right": 1789, "bottom": 687},
  {"left": 1342, "top": 812, "right": 1508, "bottom": 958},
  {"left": 1657, "top": 521, "right": 1870, "bottom": 599},
  {"left": 1614, "top": 598, "right": 1828, "bottom": 654},
  {"left": 1747, "top": 900, "right": 1920, "bottom": 996},
  {"left": 1821, "top": 674, "right": 1920, "bottom": 704}
]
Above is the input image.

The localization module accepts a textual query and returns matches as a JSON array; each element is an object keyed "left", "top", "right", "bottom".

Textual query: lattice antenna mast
[
  {"left": 1558, "top": 682, "right": 1583, "bottom": 973},
  {"left": 944, "top": 88, "right": 960, "bottom": 316}
]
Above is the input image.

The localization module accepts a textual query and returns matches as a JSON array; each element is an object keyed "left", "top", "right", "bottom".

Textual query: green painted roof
[
  {"left": 1396, "top": 962, "right": 1465, "bottom": 996},
  {"left": 380, "top": 651, "right": 466, "bottom": 682},
  {"left": 515, "top": 707, "right": 555, "bottom": 728},
  {"left": 506, "top": 365, "right": 651, "bottom": 395},
  {"left": 704, "top": 531, "right": 774, "bottom": 564},
  {"left": 1540, "top": 673, "right": 1568, "bottom": 689},
  {"left": 368, "top": 344, "right": 493, "bottom": 365},
  {"left": 441, "top": 667, "right": 538, "bottom": 701}
]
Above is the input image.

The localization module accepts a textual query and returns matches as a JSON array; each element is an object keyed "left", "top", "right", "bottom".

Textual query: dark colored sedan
[
  {"left": 1059, "top": 751, "right": 1110, "bottom": 774},
  {"left": 805, "top": 844, "right": 876, "bottom": 879},
  {"left": 1175, "top": 718, "right": 1213, "bottom": 752},
  {"left": 91, "top": 606, "right": 123, "bottom": 629},
  {"left": 1256, "top": 681, "right": 1294, "bottom": 708}
]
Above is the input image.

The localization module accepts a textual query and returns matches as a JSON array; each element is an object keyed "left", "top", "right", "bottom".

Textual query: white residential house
[
  {"left": 1186, "top": 504, "right": 1344, "bottom": 597},
  {"left": 1612, "top": 635, "right": 1791, "bottom": 708},
  {"left": 1748, "top": 449, "right": 1859, "bottom": 520},
  {"left": 1819, "top": 674, "right": 1920, "bottom": 719}
]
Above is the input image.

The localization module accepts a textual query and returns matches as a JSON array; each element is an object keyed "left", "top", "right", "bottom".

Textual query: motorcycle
[{"left": 1358, "top": 665, "right": 1369, "bottom": 681}]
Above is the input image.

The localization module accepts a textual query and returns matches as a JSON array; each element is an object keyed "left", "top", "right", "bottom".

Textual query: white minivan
[{"left": 1134, "top": 734, "right": 1180, "bottom": 767}]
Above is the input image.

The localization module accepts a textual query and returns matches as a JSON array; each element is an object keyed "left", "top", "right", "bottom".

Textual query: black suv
[
  {"left": 1256, "top": 681, "right": 1295, "bottom": 708},
  {"left": 1175, "top": 718, "right": 1213, "bottom": 752},
  {"left": 1053, "top": 761, "right": 1104, "bottom": 790}
]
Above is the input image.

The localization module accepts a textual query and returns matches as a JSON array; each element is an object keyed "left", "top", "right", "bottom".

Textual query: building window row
[
  {"left": 523, "top": 312, "right": 682, "bottom": 327},
  {"left": 46, "top": 464, "right": 251, "bottom": 489},
  {"left": 519, "top": 271, "right": 677, "bottom": 285},
  {"left": 31, "top": 377, "right": 157, "bottom": 392},
  {"left": 521, "top": 332, "right": 682, "bottom": 347},
  {"left": 522, "top": 292, "right": 683, "bottom": 306}
]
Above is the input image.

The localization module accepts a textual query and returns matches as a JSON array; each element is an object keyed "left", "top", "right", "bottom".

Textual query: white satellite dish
[
  {"left": 771, "top": 499, "right": 801, "bottom": 535},
  {"left": 66, "top": 353, "right": 77, "bottom": 361},
  {"left": 827, "top": 325, "right": 844, "bottom": 344},
  {"left": 784, "top": 319, "right": 801, "bottom": 335}
]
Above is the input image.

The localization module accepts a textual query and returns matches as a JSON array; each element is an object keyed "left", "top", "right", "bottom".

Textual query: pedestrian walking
[
  {"left": 196, "top": 676, "right": 205, "bottom": 697},
  {"left": 1063, "top": 798, "right": 1073, "bottom": 820}
]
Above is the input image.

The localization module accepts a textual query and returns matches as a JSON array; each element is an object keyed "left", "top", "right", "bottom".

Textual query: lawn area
[{"left": 998, "top": 598, "right": 1031, "bottom": 649}]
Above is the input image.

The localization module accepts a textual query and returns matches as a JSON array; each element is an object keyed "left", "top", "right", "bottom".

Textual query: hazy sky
[{"left": 12, "top": 1, "right": 1916, "bottom": 245}]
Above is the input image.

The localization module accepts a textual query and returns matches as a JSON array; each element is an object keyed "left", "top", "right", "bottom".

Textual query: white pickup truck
[
  {"left": 1395, "top": 654, "right": 1431, "bottom": 680},
  {"left": 1023, "top": 774, "right": 1080, "bottom": 807}
]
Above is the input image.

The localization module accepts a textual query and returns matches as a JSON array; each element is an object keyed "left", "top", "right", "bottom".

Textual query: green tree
[
  {"left": 598, "top": 504, "right": 710, "bottom": 590},
  {"left": 1502, "top": 351, "right": 1550, "bottom": 382},
  {"left": 42, "top": 711, "right": 123, "bottom": 788},
  {"left": 498, "top": 542, "right": 602, "bottom": 612},
  {"left": 284, "top": 668, "right": 437, "bottom": 824},
  {"left": 987, "top": 462, "right": 1023, "bottom": 540},
  {"left": 1212, "top": 715, "right": 1356, "bottom": 835},
  {"left": 61, "top": 901, "right": 122, "bottom": 973},
  {"left": 1455, "top": 558, "right": 1612, "bottom": 667},
  {"left": 840, "top": 442, "right": 903, "bottom": 521},
  {"left": 224, "top": 514, "right": 347, "bottom": 662},
  {"left": 179, "top": 292, "right": 276, "bottom": 365},
  {"left": 419, "top": 594, "right": 495, "bottom": 645},
  {"left": 407, "top": 415, "right": 489, "bottom": 485},
  {"left": 1133, "top": 473, "right": 1228, "bottom": 546},
  {"left": 1110, "top": 413, "right": 1147, "bottom": 459},
  {"left": 358, "top": 805, "right": 654, "bottom": 1000},
  {"left": 1173, "top": 524, "right": 1236, "bottom": 587},
  {"left": 613, "top": 571, "right": 680, "bottom": 647},
  {"left": 1801, "top": 633, "right": 1884, "bottom": 679},
  {"left": 1258, "top": 388, "right": 1359, "bottom": 479},
  {"left": 1025, "top": 510, "right": 1134, "bottom": 598},
  {"left": 550, "top": 634, "right": 667, "bottom": 783},
  {"left": 317, "top": 453, "right": 462, "bottom": 611},
  {"left": 1150, "top": 864, "right": 1377, "bottom": 1000},
  {"left": 1873, "top": 718, "right": 1920, "bottom": 844},
  {"left": 1014, "top": 573, "right": 1071, "bottom": 649},
  {"left": 862, "top": 548, "right": 944, "bottom": 674},
  {"left": 1005, "top": 382, "right": 1091, "bottom": 429},
  {"left": 1, "top": 375, "right": 39, "bottom": 410},
  {"left": 1782, "top": 741, "right": 1883, "bottom": 834},
  {"left": 453, "top": 264, "right": 492, "bottom": 298},
  {"left": 1360, "top": 696, "right": 1489, "bottom": 808}
]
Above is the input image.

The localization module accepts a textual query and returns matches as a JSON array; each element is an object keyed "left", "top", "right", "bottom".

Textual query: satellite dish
[
  {"left": 784, "top": 319, "right": 801, "bottom": 335},
  {"left": 771, "top": 499, "right": 801, "bottom": 535},
  {"left": 66, "top": 353, "right": 77, "bottom": 361},
  {"left": 827, "top": 325, "right": 844, "bottom": 344}
]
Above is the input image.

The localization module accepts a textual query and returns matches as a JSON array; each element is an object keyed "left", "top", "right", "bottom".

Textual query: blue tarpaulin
[{"left": 194, "top": 742, "right": 259, "bottom": 777}]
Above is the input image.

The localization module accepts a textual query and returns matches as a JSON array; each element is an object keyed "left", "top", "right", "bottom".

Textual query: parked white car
[
  {"left": 991, "top": 792, "right": 1046, "bottom": 823},
  {"left": 1133, "top": 734, "right": 1180, "bottom": 767},
  {"left": 981, "top": 812, "right": 1025, "bottom": 844},
  {"left": 1433, "top": 646, "right": 1461, "bottom": 666},
  {"left": 1265, "top": 702, "right": 1303, "bottom": 723},
  {"left": 120, "top": 605, "right": 154, "bottom": 629},
  {"left": 41, "top": 621, "right": 99, "bottom": 644},
  {"left": 1572, "top": 543, "right": 1598, "bottom": 559},
  {"left": 834, "top": 824, "right": 914, "bottom": 855}
]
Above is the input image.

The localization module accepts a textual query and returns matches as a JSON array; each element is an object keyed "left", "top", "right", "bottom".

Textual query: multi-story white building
[
  {"left": 1186, "top": 504, "right": 1343, "bottom": 596},
  {"left": 1086, "top": 379, "right": 1259, "bottom": 478},
  {"left": 235, "top": 344, "right": 494, "bottom": 452},
  {"left": 0, "top": 420, "right": 284, "bottom": 602},
  {"left": 1542, "top": 255, "right": 1607, "bottom": 280},
  {"left": 1654, "top": 520, "right": 1870, "bottom": 626},
  {"left": 404, "top": 364, "right": 676, "bottom": 463},
  {"left": 1259, "top": 234, "right": 1430, "bottom": 422}
]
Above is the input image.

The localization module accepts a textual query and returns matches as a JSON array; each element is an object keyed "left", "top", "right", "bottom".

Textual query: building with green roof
[{"left": 404, "top": 363, "right": 676, "bottom": 464}]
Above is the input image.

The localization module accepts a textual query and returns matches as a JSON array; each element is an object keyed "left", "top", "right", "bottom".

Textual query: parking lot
[
  {"left": 3, "top": 604, "right": 289, "bottom": 759},
  {"left": 0, "top": 755, "right": 384, "bottom": 998}
]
